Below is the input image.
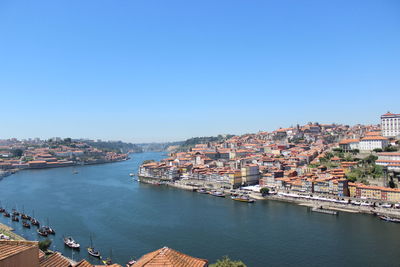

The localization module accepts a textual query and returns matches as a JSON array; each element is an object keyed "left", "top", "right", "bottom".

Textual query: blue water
[{"left": 1, "top": 152, "right": 400, "bottom": 267}]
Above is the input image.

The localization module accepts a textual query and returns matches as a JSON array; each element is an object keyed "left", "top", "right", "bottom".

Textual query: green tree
[
  {"left": 210, "top": 256, "right": 247, "bottom": 267},
  {"left": 384, "top": 146, "right": 398, "bottom": 152},
  {"left": 364, "top": 155, "right": 378, "bottom": 165},
  {"left": 38, "top": 239, "right": 52, "bottom": 251},
  {"left": 260, "top": 187, "right": 269, "bottom": 196},
  {"left": 372, "top": 165, "right": 384, "bottom": 178},
  {"left": 373, "top": 148, "right": 383, "bottom": 153},
  {"left": 11, "top": 149, "right": 23, "bottom": 157}
]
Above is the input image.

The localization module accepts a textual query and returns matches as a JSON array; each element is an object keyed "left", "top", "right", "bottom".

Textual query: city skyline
[{"left": 1, "top": 0, "right": 400, "bottom": 142}]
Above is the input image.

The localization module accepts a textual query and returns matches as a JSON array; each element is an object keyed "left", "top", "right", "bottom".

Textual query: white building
[
  {"left": 381, "top": 112, "right": 400, "bottom": 138},
  {"left": 338, "top": 139, "right": 359, "bottom": 152},
  {"left": 359, "top": 136, "right": 389, "bottom": 151},
  {"left": 376, "top": 152, "right": 400, "bottom": 172}
]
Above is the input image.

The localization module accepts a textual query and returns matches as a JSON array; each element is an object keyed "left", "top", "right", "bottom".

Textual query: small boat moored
[
  {"left": 64, "top": 237, "right": 80, "bottom": 249},
  {"left": 87, "top": 235, "right": 101, "bottom": 258},
  {"left": 37, "top": 227, "right": 48, "bottom": 237},
  {"left": 43, "top": 219, "right": 55, "bottom": 235},
  {"left": 43, "top": 226, "right": 55, "bottom": 235},
  {"left": 379, "top": 215, "right": 400, "bottom": 223},
  {"left": 22, "top": 221, "right": 31, "bottom": 228},
  {"left": 231, "top": 195, "right": 255, "bottom": 203},
  {"left": 88, "top": 247, "right": 101, "bottom": 258},
  {"left": 30, "top": 218, "right": 40, "bottom": 226},
  {"left": 12, "top": 209, "right": 20, "bottom": 217},
  {"left": 11, "top": 215, "right": 19, "bottom": 222},
  {"left": 210, "top": 191, "right": 225, "bottom": 197},
  {"left": 197, "top": 188, "right": 209, "bottom": 194}
]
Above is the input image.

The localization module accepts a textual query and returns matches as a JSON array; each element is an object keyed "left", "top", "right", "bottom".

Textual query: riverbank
[
  {"left": 0, "top": 222, "right": 25, "bottom": 241},
  {"left": 138, "top": 177, "right": 400, "bottom": 219},
  {"left": 0, "top": 157, "right": 130, "bottom": 179}
]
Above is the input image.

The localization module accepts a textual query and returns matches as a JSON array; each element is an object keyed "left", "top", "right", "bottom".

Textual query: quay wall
[{"left": 138, "top": 178, "right": 400, "bottom": 218}]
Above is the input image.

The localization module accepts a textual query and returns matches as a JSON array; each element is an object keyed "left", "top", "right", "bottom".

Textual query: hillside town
[
  {"left": 0, "top": 138, "right": 129, "bottom": 178},
  {"left": 139, "top": 112, "right": 400, "bottom": 204}
]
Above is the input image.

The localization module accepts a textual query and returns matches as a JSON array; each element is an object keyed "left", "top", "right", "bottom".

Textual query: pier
[{"left": 311, "top": 207, "right": 338, "bottom": 215}]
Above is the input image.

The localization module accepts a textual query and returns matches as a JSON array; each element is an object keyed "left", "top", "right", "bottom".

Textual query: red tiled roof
[
  {"left": 133, "top": 247, "right": 208, "bottom": 267},
  {"left": 0, "top": 240, "right": 38, "bottom": 261},
  {"left": 339, "top": 139, "right": 359, "bottom": 145},
  {"left": 361, "top": 136, "right": 388, "bottom": 141},
  {"left": 75, "top": 260, "right": 93, "bottom": 267},
  {"left": 39, "top": 252, "right": 72, "bottom": 267}
]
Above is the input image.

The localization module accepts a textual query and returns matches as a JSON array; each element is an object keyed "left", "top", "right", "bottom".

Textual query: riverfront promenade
[{"left": 139, "top": 177, "right": 400, "bottom": 218}]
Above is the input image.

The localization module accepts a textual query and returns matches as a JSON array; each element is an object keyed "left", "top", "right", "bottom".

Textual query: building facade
[{"left": 381, "top": 112, "right": 400, "bottom": 138}]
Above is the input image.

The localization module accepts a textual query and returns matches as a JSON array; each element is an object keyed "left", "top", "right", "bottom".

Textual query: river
[{"left": 0, "top": 152, "right": 400, "bottom": 266}]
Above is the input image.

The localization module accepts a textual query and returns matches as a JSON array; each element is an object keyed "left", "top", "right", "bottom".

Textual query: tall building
[{"left": 381, "top": 112, "right": 400, "bottom": 138}]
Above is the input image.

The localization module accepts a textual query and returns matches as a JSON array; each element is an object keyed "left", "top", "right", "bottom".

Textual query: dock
[{"left": 311, "top": 207, "right": 338, "bottom": 215}]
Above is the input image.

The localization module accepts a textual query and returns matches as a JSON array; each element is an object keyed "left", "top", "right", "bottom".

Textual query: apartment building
[{"left": 381, "top": 112, "right": 400, "bottom": 138}]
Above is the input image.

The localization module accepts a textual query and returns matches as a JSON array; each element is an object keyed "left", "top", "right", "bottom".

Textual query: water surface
[{"left": 0, "top": 152, "right": 399, "bottom": 266}]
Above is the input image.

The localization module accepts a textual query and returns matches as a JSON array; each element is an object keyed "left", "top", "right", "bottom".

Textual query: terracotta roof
[
  {"left": 378, "top": 152, "right": 400, "bottom": 156},
  {"left": 360, "top": 136, "right": 388, "bottom": 141},
  {"left": 382, "top": 112, "right": 400, "bottom": 116},
  {"left": 39, "top": 252, "right": 72, "bottom": 267},
  {"left": 133, "top": 247, "right": 208, "bottom": 267},
  {"left": 365, "top": 131, "right": 381, "bottom": 136},
  {"left": 0, "top": 240, "right": 38, "bottom": 261},
  {"left": 339, "top": 139, "right": 359, "bottom": 145},
  {"left": 75, "top": 260, "right": 93, "bottom": 267},
  {"left": 39, "top": 249, "right": 46, "bottom": 260}
]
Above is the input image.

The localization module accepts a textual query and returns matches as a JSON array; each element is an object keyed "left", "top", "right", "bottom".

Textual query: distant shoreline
[{"left": 0, "top": 157, "right": 131, "bottom": 179}]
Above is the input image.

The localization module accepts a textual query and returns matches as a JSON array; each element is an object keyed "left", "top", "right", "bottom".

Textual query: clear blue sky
[{"left": 1, "top": 0, "right": 399, "bottom": 142}]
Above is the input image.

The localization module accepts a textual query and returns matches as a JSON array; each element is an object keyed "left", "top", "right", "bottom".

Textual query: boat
[
  {"left": 31, "top": 218, "right": 40, "bottom": 226},
  {"left": 210, "top": 191, "right": 225, "bottom": 197},
  {"left": 102, "top": 258, "right": 112, "bottom": 265},
  {"left": 129, "top": 173, "right": 134, "bottom": 177},
  {"left": 30, "top": 210, "right": 40, "bottom": 226},
  {"left": 43, "top": 219, "right": 55, "bottom": 234},
  {"left": 21, "top": 206, "right": 30, "bottom": 220},
  {"left": 231, "top": 195, "right": 255, "bottom": 203},
  {"left": 3, "top": 211, "right": 10, "bottom": 217},
  {"left": 12, "top": 209, "right": 20, "bottom": 217},
  {"left": 127, "top": 259, "right": 137, "bottom": 266},
  {"left": 0, "top": 202, "right": 4, "bottom": 213},
  {"left": 64, "top": 237, "right": 80, "bottom": 249},
  {"left": 87, "top": 235, "right": 101, "bottom": 258},
  {"left": 37, "top": 227, "right": 48, "bottom": 236},
  {"left": 88, "top": 247, "right": 101, "bottom": 257},
  {"left": 379, "top": 215, "right": 400, "bottom": 223},
  {"left": 197, "top": 188, "right": 209, "bottom": 194},
  {"left": 11, "top": 215, "right": 19, "bottom": 222},
  {"left": 22, "top": 221, "right": 31, "bottom": 228},
  {"left": 102, "top": 249, "right": 113, "bottom": 265},
  {"left": 43, "top": 226, "right": 55, "bottom": 235}
]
